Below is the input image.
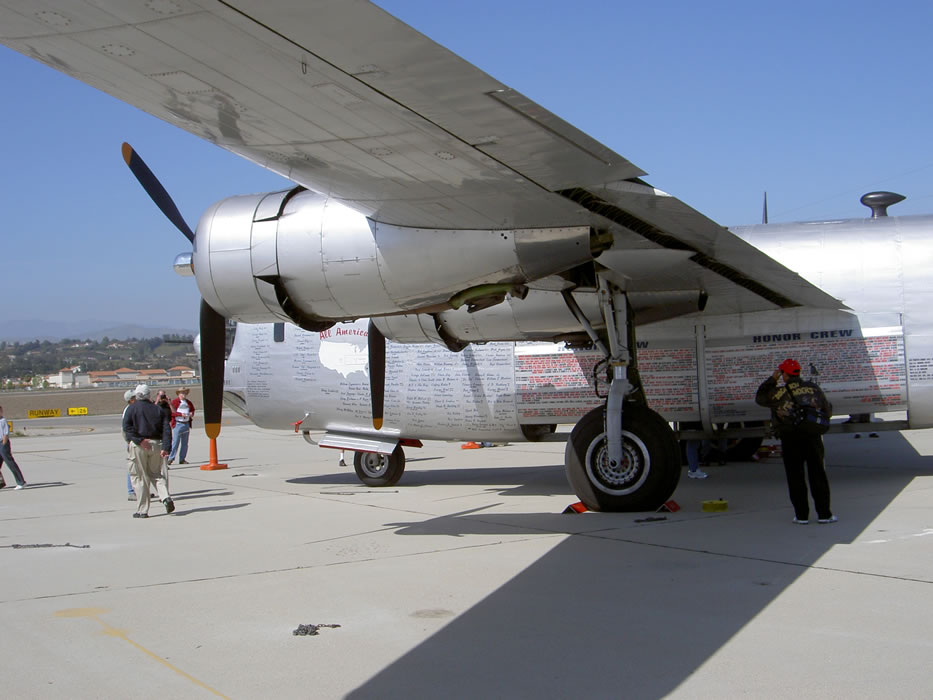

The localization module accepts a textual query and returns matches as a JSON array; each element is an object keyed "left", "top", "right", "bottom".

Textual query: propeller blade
[
  {"left": 368, "top": 320, "right": 386, "bottom": 430},
  {"left": 121, "top": 142, "right": 195, "bottom": 243},
  {"left": 200, "top": 299, "right": 226, "bottom": 440}
]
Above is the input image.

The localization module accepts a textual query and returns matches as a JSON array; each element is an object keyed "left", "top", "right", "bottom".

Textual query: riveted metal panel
[
  {"left": 194, "top": 195, "right": 257, "bottom": 320},
  {"left": 437, "top": 290, "right": 600, "bottom": 343},
  {"left": 373, "top": 315, "right": 445, "bottom": 346},
  {"left": 513, "top": 226, "right": 593, "bottom": 279},
  {"left": 373, "top": 223, "right": 520, "bottom": 309},
  {"left": 273, "top": 191, "right": 333, "bottom": 318},
  {"left": 317, "top": 199, "right": 395, "bottom": 318}
]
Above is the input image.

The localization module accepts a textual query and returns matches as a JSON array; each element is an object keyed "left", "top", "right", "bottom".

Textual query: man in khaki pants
[{"left": 122, "top": 384, "right": 175, "bottom": 518}]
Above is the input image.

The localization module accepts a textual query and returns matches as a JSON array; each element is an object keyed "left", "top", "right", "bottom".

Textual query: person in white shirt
[
  {"left": 0, "top": 405, "right": 27, "bottom": 489},
  {"left": 168, "top": 387, "right": 195, "bottom": 465}
]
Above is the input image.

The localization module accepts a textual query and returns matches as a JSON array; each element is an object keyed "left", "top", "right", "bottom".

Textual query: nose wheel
[{"left": 353, "top": 445, "right": 406, "bottom": 487}]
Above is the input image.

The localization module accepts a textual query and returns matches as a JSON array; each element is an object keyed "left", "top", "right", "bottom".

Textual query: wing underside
[{"left": 0, "top": 0, "right": 842, "bottom": 316}]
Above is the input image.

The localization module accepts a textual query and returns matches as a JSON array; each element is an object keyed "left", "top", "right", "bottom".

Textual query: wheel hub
[
  {"left": 586, "top": 431, "right": 650, "bottom": 495},
  {"left": 360, "top": 454, "right": 388, "bottom": 478}
]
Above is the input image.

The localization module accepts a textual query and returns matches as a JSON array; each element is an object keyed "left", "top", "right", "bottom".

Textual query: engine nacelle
[
  {"left": 373, "top": 289, "right": 603, "bottom": 349},
  {"left": 192, "top": 189, "right": 595, "bottom": 328}
]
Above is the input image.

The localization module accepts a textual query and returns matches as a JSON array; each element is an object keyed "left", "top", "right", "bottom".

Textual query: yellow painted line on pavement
[{"left": 55, "top": 608, "right": 230, "bottom": 698}]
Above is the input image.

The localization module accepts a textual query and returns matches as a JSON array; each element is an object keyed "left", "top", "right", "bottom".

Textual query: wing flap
[{"left": 575, "top": 182, "right": 844, "bottom": 311}]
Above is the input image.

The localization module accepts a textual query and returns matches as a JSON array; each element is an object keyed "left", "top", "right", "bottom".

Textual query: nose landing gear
[{"left": 353, "top": 446, "right": 406, "bottom": 487}]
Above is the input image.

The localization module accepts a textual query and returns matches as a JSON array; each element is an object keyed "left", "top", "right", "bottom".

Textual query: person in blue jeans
[
  {"left": 0, "top": 405, "right": 27, "bottom": 489},
  {"left": 685, "top": 439, "right": 709, "bottom": 479},
  {"left": 680, "top": 421, "right": 709, "bottom": 479},
  {"left": 168, "top": 387, "right": 195, "bottom": 465},
  {"left": 122, "top": 389, "right": 137, "bottom": 499}
]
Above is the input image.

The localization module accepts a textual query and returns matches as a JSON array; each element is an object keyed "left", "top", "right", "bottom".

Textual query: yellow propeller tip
[{"left": 373, "top": 418, "right": 383, "bottom": 430}]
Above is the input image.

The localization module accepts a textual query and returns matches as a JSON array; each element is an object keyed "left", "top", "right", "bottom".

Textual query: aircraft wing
[{"left": 0, "top": 0, "right": 841, "bottom": 314}]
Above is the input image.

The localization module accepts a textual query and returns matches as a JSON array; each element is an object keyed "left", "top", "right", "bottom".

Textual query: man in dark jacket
[
  {"left": 755, "top": 358, "right": 836, "bottom": 525},
  {"left": 122, "top": 384, "right": 175, "bottom": 518}
]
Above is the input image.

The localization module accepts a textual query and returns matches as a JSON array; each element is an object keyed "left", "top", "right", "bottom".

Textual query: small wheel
[
  {"left": 353, "top": 445, "right": 405, "bottom": 487},
  {"left": 677, "top": 421, "right": 765, "bottom": 463},
  {"left": 724, "top": 422, "right": 764, "bottom": 461},
  {"left": 565, "top": 404, "right": 680, "bottom": 512}
]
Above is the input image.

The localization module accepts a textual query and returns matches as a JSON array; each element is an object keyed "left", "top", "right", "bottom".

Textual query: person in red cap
[{"left": 755, "top": 359, "right": 836, "bottom": 525}]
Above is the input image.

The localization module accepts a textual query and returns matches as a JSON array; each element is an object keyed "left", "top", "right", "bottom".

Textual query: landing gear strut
[{"left": 562, "top": 277, "right": 681, "bottom": 511}]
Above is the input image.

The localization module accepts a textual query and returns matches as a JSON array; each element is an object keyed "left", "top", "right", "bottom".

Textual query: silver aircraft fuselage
[{"left": 222, "top": 212, "right": 932, "bottom": 444}]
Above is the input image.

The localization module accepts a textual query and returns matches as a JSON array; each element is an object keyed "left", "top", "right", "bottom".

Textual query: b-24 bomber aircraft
[{"left": 2, "top": 2, "right": 929, "bottom": 511}]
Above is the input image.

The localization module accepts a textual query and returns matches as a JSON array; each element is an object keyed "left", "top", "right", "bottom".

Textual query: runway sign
[{"left": 27, "top": 408, "right": 61, "bottom": 418}]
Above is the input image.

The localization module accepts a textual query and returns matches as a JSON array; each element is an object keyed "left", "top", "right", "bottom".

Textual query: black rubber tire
[
  {"left": 353, "top": 446, "right": 406, "bottom": 487},
  {"left": 565, "top": 404, "right": 680, "bottom": 512},
  {"left": 520, "top": 424, "right": 557, "bottom": 442}
]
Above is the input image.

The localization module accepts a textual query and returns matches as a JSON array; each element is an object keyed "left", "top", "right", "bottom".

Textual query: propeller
[
  {"left": 121, "top": 143, "right": 195, "bottom": 243},
  {"left": 121, "top": 142, "right": 225, "bottom": 444},
  {"left": 368, "top": 320, "right": 386, "bottom": 430},
  {"left": 199, "top": 299, "right": 226, "bottom": 440}
]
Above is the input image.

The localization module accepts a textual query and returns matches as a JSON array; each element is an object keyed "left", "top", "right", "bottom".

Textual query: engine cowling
[{"left": 192, "top": 189, "right": 595, "bottom": 329}]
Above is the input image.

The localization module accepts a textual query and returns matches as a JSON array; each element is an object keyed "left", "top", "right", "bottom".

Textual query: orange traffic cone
[
  {"left": 200, "top": 437, "right": 228, "bottom": 470},
  {"left": 461, "top": 441, "right": 481, "bottom": 449}
]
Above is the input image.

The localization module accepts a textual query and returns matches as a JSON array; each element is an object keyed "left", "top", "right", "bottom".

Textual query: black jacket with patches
[{"left": 755, "top": 376, "right": 832, "bottom": 437}]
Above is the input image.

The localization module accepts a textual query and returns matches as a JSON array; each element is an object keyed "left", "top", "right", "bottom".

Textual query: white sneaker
[
  {"left": 818, "top": 515, "right": 838, "bottom": 524},
  {"left": 792, "top": 517, "right": 809, "bottom": 524},
  {"left": 14, "top": 484, "right": 25, "bottom": 490},
  {"left": 687, "top": 470, "right": 708, "bottom": 479}
]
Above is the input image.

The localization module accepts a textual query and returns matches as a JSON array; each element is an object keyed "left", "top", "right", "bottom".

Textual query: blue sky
[{"left": 1, "top": 0, "right": 931, "bottom": 330}]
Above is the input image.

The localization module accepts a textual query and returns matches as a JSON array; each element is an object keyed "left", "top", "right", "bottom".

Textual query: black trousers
[
  {"left": 780, "top": 432, "right": 832, "bottom": 520},
  {"left": 0, "top": 440, "right": 26, "bottom": 485}
]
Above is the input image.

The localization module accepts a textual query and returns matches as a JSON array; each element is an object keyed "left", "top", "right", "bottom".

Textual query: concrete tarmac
[{"left": 1, "top": 416, "right": 932, "bottom": 699}]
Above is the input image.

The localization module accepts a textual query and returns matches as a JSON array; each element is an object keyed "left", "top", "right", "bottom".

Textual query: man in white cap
[
  {"left": 122, "top": 389, "right": 136, "bottom": 500},
  {"left": 122, "top": 383, "right": 175, "bottom": 518}
]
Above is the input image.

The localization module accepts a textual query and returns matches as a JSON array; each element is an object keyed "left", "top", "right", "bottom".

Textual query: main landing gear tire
[
  {"left": 353, "top": 446, "right": 406, "bottom": 487},
  {"left": 565, "top": 404, "right": 681, "bottom": 512}
]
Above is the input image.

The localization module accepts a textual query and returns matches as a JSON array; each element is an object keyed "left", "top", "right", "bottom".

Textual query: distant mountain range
[{"left": 0, "top": 320, "right": 197, "bottom": 343}]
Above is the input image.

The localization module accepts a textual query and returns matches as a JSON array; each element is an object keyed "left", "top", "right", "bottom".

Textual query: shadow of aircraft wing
[{"left": 347, "top": 430, "right": 933, "bottom": 698}]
